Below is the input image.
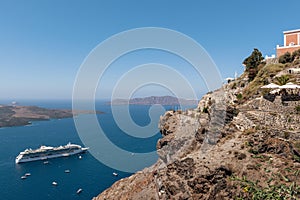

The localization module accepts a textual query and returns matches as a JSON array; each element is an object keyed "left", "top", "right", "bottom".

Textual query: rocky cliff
[{"left": 94, "top": 62, "right": 300, "bottom": 199}]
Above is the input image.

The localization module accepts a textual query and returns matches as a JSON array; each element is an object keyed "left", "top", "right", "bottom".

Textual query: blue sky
[{"left": 1, "top": 0, "right": 300, "bottom": 100}]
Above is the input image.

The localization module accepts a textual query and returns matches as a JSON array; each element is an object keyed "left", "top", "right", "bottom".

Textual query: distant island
[
  {"left": 109, "top": 96, "right": 198, "bottom": 105},
  {"left": 0, "top": 105, "right": 102, "bottom": 128}
]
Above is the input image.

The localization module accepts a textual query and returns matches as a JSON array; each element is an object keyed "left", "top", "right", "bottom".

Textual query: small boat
[
  {"left": 79, "top": 155, "right": 82, "bottom": 159},
  {"left": 52, "top": 181, "right": 58, "bottom": 186},
  {"left": 43, "top": 161, "right": 49, "bottom": 164},
  {"left": 25, "top": 173, "right": 31, "bottom": 176},
  {"left": 113, "top": 172, "right": 118, "bottom": 176},
  {"left": 64, "top": 169, "right": 70, "bottom": 173},
  {"left": 76, "top": 188, "right": 83, "bottom": 194},
  {"left": 21, "top": 176, "right": 27, "bottom": 179}
]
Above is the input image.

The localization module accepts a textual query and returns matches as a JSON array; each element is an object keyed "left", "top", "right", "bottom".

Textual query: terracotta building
[{"left": 276, "top": 29, "right": 300, "bottom": 57}]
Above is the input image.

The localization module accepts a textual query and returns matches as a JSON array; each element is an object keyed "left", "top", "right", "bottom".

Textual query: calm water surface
[{"left": 0, "top": 100, "right": 195, "bottom": 200}]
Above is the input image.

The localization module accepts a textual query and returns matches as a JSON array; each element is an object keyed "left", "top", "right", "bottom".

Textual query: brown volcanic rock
[
  {"left": 93, "top": 171, "right": 157, "bottom": 200},
  {"left": 95, "top": 98, "right": 300, "bottom": 200},
  {"left": 95, "top": 66, "right": 300, "bottom": 199}
]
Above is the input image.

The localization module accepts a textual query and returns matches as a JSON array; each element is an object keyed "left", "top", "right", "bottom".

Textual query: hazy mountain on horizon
[{"left": 109, "top": 95, "right": 198, "bottom": 105}]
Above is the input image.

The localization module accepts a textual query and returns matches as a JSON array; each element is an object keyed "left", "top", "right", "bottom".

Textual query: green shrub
[
  {"left": 292, "top": 49, "right": 300, "bottom": 60},
  {"left": 243, "top": 48, "right": 264, "bottom": 81},
  {"left": 279, "top": 52, "right": 293, "bottom": 64},
  {"left": 236, "top": 93, "right": 243, "bottom": 100},
  {"left": 279, "top": 49, "right": 300, "bottom": 64},
  {"left": 202, "top": 107, "right": 209, "bottom": 113},
  {"left": 276, "top": 75, "right": 289, "bottom": 85},
  {"left": 243, "top": 48, "right": 264, "bottom": 70}
]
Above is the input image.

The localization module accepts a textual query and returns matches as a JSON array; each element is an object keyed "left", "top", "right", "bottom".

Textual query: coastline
[
  {"left": 0, "top": 105, "right": 103, "bottom": 128},
  {"left": 94, "top": 62, "right": 300, "bottom": 199}
]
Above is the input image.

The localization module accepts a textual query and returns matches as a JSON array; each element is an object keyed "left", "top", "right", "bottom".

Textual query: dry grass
[
  {"left": 293, "top": 140, "right": 300, "bottom": 152},
  {"left": 243, "top": 128, "right": 256, "bottom": 135},
  {"left": 242, "top": 63, "right": 287, "bottom": 100},
  {"left": 288, "top": 74, "right": 300, "bottom": 85}
]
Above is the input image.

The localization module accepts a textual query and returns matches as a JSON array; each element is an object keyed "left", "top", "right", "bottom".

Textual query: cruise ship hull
[{"left": 15, "top": 144, "right": 89, "bottom": 164}]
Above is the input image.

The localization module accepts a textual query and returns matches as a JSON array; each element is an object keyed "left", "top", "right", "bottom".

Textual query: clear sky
[{"left": 1, "top": 0, "right": 300, "bottom": 100}]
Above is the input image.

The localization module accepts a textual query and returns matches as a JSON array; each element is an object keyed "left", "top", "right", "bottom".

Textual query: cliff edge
[{"left": 94, "top": 61, "right": 300, "bottom": 199}]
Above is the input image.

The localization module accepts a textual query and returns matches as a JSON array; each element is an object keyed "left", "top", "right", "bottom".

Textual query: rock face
[{"left": 94, "top": 64, "right": 300, "bottom": 199}]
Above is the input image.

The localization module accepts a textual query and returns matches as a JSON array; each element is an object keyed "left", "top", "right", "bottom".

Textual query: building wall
[
  {"left": 285, "top": 33, "right": 299, "bottom": 46},
  {"left": 276, "top": 30, "right": 300, "bottom": 57},
  {"left": 277, "top": 46, "right": 300, "bottom": 57}
]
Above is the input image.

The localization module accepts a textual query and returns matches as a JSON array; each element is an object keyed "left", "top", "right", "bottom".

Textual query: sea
[{"left": 0, "top": 100, "right": 196, "bottom": 200}]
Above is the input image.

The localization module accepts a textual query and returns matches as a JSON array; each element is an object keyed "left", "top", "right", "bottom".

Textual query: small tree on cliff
[{"left": 243, "top": 48, "right": 264, "bottom": 81}]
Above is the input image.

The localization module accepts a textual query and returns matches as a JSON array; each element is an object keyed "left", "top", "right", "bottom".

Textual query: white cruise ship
[{"left": 15, "top": 143, "right": 89, "bottom": 164}]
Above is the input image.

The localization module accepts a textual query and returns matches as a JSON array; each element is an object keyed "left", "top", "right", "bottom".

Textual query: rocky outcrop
[{"left": 94, "top": 67, "right": 300, "bottom": 199}]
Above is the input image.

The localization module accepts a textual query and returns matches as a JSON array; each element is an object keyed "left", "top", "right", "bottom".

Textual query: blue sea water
[{"left": 0, "top": 100, "right": 195, "bottom": 200}]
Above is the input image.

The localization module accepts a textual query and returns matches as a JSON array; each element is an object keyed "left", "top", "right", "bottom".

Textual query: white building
[{"left": 287, "top": 68, "right": 300, "bottom": 74}]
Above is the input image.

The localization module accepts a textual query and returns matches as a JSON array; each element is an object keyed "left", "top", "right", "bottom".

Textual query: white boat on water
[
  {"left": 52, "top": 181, "right": 58, "bottom": 186},
  {"left": 113, "top": 172, "right": 118, "bottom": 176},
  {"left": 64, "top": 169, "right": 70, "bottom": 173},
  {"left": 15, "top": 143, "right": 89, "bottom": 164},
  {"left": 76, "top": 188, "right": 83, "bottom": 194},
  {"left": 21, "top": 173, "right": 31, "bottom": 179}
]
